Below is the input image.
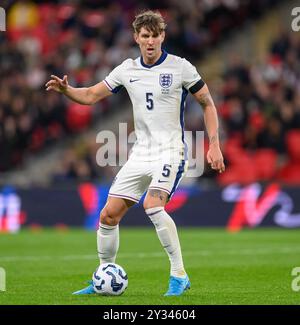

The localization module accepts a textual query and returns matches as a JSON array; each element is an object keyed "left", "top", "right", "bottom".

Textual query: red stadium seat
[
  {"left": 223, "top": 136, "right": 244, "bottom": 164},
  {"left": 66, "top": 103, "right": 93, "bottom": 132},
  {"left": 218, "top": 152, "right": 258, "bottom": 185},
  {"left": 218, "top": 138, "right": 260, "bottom": 185},
  {"left": 219, "top": 146, "right": 280, "bottom": 184},
  {"left": 277, "top": 163, "right": 300, "bottom": 184},
  {"left": 286, "top": 130, "right": 300, "bottom": 163},
  {"left": 275, "top": 130, "right": 300, "bottom": 184},
  {"left": 253, "top": 149, "right": 277, "bottom": 181},
  {"left": 218, "top": 165, "right": 258, "bottom": 185}
]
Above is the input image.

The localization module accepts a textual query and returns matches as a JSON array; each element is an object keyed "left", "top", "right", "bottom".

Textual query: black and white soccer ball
[{"left": 92, "top": 263, "right": 128, "bottom": 296}]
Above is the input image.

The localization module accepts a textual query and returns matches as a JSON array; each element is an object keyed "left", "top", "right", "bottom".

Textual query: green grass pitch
[{"left": 0, "top": 227, "right": 299, "bottom": 305}]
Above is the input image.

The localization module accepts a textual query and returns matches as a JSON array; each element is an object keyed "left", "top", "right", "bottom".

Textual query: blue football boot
[
  {"left": 164, "top": 275, "right": 191, "bottom": 296},
  {"left": 72, "top": 280, "right": 96, "bottom": 295}
]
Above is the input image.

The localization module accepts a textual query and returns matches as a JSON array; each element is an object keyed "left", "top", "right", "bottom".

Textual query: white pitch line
[{"left": 0, "top": 247, "right": 299, "bottom": 262}]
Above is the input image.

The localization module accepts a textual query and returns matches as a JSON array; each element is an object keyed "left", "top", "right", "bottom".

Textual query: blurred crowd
[
  {"left": 2, "top": 0, "right": 297, "bottom": 186},
  {"left": 215, "top": 30, "right": 300, "bottom": 185}
]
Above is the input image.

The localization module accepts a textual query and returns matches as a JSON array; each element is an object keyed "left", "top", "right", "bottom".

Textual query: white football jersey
[{"left": 104, "top": 50, "right": 202, "bottom": 162}]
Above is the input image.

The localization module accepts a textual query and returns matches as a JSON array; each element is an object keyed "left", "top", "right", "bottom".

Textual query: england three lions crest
[{"left": 159, "top": 74, "right": 173, "bottom": 88}]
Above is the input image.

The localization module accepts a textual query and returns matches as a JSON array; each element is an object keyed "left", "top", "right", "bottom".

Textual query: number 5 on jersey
[{"left": 146, "top": 92, "right": 154, "bottom": 110}]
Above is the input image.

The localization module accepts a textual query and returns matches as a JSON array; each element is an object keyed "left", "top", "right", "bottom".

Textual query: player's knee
[
  {"left": 143, "top": 198, "right": 163, "bottom": 211},
  {"left": 143, "top": 199, "right": 152, "bottom": 210},
  {"left": 143, "top": 189, "right": 169, "bottom": 210},
  {"left": 100, "top": 206, "right": 120, "bottom": 226}
]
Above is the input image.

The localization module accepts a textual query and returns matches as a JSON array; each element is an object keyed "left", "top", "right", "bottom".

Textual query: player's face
[{"left": 134, "top": 27, "right": 165, "bottom": 65}]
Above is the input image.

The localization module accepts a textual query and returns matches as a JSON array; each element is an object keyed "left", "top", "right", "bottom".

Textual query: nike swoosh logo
[
  {"left": 129, "top": 78, "right": 140, "bottom": 83},
  {"left": 158, "top": 180, "right": 168, "bottom": 183}
]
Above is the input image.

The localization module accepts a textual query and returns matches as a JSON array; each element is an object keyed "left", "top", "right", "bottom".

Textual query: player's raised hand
[
  {"left": 207, "top": 145, "right": 225, "bottom": 173},
  {"left": 45, "top": 75, "right": 69, "bottom": 93}
]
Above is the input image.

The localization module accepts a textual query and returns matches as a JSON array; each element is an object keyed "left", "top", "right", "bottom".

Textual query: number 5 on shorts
[{"left": 162, "top": 164, "right": 171, "bottom": 177}]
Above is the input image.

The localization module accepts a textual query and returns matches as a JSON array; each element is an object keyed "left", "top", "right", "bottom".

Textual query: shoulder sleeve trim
[
  {"left": 104, "top": 79, "right": 123, "bottom": 93},
  {"left": 103, "top": 79, "right": 113, "bottom": 91}
]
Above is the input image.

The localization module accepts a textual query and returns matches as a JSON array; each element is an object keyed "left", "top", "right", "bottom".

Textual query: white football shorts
[{"left": 108, "top": 157, "right": 188, "bottom": 203}]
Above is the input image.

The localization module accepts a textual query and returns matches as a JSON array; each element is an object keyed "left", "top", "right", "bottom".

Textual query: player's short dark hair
[{"left": 132, "top": 10, "right": 166, "bottom": 36}]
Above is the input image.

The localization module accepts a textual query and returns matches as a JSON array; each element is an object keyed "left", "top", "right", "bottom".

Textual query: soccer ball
[{"left": 92, "top": 263, "right": 128, "bottom": 296}]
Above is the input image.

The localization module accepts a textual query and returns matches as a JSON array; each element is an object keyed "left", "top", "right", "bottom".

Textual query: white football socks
[
  {"left": 97, "top": 223, "right": 119, "bottom": 264},
  {"left": 145, "top": 207, "right": 186, "bottom": 278}
]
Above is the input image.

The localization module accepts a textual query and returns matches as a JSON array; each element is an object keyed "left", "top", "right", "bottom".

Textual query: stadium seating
[
  {"left": 253, "top": 149, "right": 277, "bottom": 181},
  {"left": 277, "top": 130, "right": 300, "bottom": 184},
  {"left": 286, "top": 130, "right": 300, "bottom": 163}
]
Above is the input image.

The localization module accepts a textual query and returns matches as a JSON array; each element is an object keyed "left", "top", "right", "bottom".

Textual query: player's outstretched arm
[
  {"left": 45, "top": 75, "right": 112, "bottom": 105},
  {"left": 193, "top": 84, "right": 225, "bottom": 173}
]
